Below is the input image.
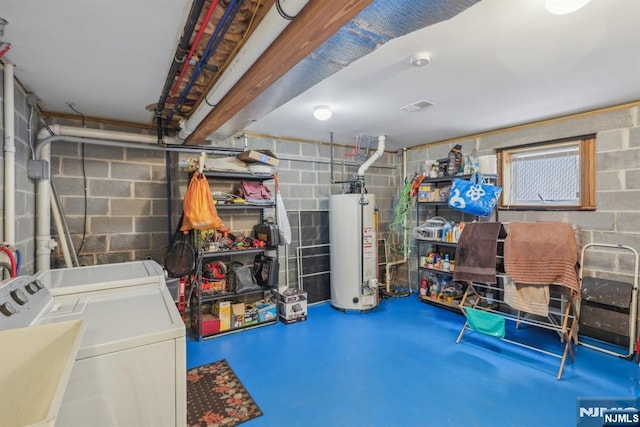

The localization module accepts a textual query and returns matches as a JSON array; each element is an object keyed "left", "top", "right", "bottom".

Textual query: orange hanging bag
[{"left": 181, "top": 172, "right": 225, "bottom": 231}]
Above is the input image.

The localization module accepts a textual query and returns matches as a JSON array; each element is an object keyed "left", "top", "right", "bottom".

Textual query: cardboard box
[
  {"left": 231, "top": 303, "right": 245, "bottom": 328},
  {"left": 244, "top": 305, "right": 259, "bottom": 326},
  {"left": 256, "top": 302, "right": 277, "bottom": 322},
  {"left": 237, "top": 149, "right": 279, "bottom": 167},
  {"left": 214, "top": 301, "right": 231, "bottom": 331},
  {"left": 279, "top": 314, "right": 307, "bottom": 325},
  {"left": 277, "top": 290, "right": 307, "bottom": 323}
]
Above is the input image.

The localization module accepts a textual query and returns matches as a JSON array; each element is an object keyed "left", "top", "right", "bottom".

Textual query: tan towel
[
  {"left": 453, "top": 222, "right": 503, "bottom": 284},
  {"left": 503, "top": 276, "right": 550, "bottom": 317},
  {"left": 504, "top": 222, "right": 580, "bottom": 298}
]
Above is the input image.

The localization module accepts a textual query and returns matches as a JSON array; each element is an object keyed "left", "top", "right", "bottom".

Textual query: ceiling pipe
[
  {"left": 156, "top": 0, "right": 206, "bottom": 115},
  {"left": 36, "top": 124, "right": 179, "bottom": 150},
  {"left": 177, "top": 0, "right": 310, "bottom": 143},
  {"left": 168, "top": 0, "right": 243, "bottom": 124},
  {"left": 168, "top": 0, "right": 220, "bottom": 100}
]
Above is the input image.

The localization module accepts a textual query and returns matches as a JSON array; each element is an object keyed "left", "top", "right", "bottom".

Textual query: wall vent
[{"left": 400, "top": 99, "right": 434, "bottom": 112}]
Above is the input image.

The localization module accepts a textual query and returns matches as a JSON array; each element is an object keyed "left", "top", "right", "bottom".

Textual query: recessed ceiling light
[
  {"left": 545, "top": 0, "right": 591, "bottom": 15},
  {"left": 313, "top": 105, "right": 332, "bottom": 121}
]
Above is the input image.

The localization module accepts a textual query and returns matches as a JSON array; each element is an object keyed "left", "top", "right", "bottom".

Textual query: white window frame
[{"left": 497, "top": 136, "right": 595, "bottom": 211}]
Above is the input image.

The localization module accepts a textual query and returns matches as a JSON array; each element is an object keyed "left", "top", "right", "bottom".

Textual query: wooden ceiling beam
[{"left": 185, "top": 0, "right": 375, "bottom": 145}]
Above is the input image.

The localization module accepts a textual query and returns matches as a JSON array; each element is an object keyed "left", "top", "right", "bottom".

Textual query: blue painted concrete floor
[{"left": 187, "top": 295, "right": 640, "bottom": 427}]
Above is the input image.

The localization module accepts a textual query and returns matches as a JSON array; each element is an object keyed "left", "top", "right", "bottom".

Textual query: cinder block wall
[
  {"left": 0, "top": 65, "right": 38, "bottom": 275},
  {"left": 48, "top": 118, "right": 179, "bottom": 267},
  {"left": 406, "top": 104, "right": 640, "bottom": 287}
]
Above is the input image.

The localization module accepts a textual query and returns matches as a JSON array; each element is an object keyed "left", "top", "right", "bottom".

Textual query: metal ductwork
[{"left": 206, "top": 0, "right": 480, "bottom": 141}]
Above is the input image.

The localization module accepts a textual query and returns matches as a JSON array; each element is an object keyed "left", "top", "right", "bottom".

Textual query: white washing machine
[
  {"left": 0, "top": 262, "right": 186, "bottom": 427},
  {"left": 34, "top": 259, "right": 166, "bottom": 296}
]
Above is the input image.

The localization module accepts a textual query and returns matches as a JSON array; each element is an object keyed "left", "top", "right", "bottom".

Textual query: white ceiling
[
  {"left": 2, "top": 0, "right": 639, "bottom": 151},
  {"left": 1, "top": 0, "right": 192, "bottom": 123}
]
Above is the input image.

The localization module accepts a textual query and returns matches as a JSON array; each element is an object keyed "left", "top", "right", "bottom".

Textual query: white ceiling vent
[{"left": 400, "top": 99, "right": 434, "bottom": 112}]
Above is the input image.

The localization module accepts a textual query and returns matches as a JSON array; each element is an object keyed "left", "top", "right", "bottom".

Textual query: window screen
[{"left": 510, "top": 145, "right": 579, "bottom": 205}]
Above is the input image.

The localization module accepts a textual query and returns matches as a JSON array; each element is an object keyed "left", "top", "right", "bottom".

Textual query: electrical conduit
[{"left": 177, "top": 0, "right": 310, "bottom": 142}]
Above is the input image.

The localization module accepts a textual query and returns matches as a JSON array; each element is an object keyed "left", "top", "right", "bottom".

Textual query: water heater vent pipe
[{"left": 357, "top": 135, "right": 385, "bottom": 177}]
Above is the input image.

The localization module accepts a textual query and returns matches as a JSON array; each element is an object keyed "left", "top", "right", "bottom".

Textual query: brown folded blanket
[
  {"left": 504, "top": 222, "right": 580, "bottom": 297},
  {"left": 453, "top": 222, "right": 503, "bottom": 284}
]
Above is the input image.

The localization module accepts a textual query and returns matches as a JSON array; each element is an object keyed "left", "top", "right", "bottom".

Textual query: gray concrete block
[
  {"left": 125, "top": 148, "right": 165, "bottom": 164},
  {"left": 597, "top": 129, "right": 626, "bottom": 152},
  {"left": 276, "top": 140, "right": 301, "bottom": 156},
  {"left": 152, "top": 165, "right": 168, "bottom": 181},
  {"left": 54, "top": 176, "right": 86, "bottom": 194},
  {"left": 299, "top": 199, "right": 319, "bottom": 211},
  {"left": 84, "top": 144, "right": 125, "bottom": 160},
  {"left": 62, "top": 158, "right": 109, "bottom": 177},
  {"left": 91, "top": 216, "right": 134, "bottom": 234},
  {"left": 626, "top": 170, "right": 640, "bottom": 190},
  {"left": 134, "top": 182, "right": 166, "bottom": 198},
  {"left": 109, "top": 234, "right": 150, "bottom": 251},
  {"left": 97, "top": 252, "right": 134, "bottom": 264},
  {"left": 111, "top": 198, "right": 151, "bottom": 216},
  {"left": 616, "top": 212, "right": 640, "bottom": 233},
  {"left": 72, "top": 234, "right": 108, "bottom": 253},
  {"left": 565, "top": 211, "right": 615, "bottom": 231},
  {"left": 590, "top": 231, "right": 640, "bottom": 252},
  {"left": 89, "top": 179, "right": 131, "bottom": 198},
  {"left": 597, "top": 190, "right": 640, "bottom": 211},
  {"left": 134, "top": 216, "right": 167, "bottom": 233},
  {"left": 152, "top": 199, "right": 169, "bottom": 216},
  {"left": 630, "top": 127, "right": 640, "bottom": 148},
  {"left": 63, "top": 196, "right": 109, "bottom": 216},
  {"left": 596, "top": 149, "right": 640, "bottom": 172},
  {"left": 596, "top": 170, "right": 623, "bottom": 191},
  {"left": 111, "top": 162, "right": 152, "bottom": 181},
  {"left": 300, "top": 170, "right": 317, "bottom": 185},
  {"left": 301, "top": 143, "right": 318, "bottom": 158},
  {"left": 51, "top": 142, "right": 81, "bottom": 157}
]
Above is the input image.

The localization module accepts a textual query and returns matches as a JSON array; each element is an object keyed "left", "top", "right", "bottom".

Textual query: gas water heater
[{"left": 329, "top": 193, "right": 379, "bottom": 311}]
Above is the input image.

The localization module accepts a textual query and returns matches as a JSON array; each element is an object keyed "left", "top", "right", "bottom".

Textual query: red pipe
[
  {"left": 0, "top": 43, "right": 13, "bottom": 59},
  {"left": 0, "top": 246, "right": 17, "bottom": 278},
  {"left": 170, "top": 0, "right": 220, "bottom": 97}
]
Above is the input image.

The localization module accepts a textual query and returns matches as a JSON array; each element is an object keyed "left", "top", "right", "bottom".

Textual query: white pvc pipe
[
  {"left": 3, "top": 63, "right": 15, "bottom": 245},
  {"left": 357, "top": 135, "right": 385, "bottom": 177},
  {"left": 36, "top": 143, "right": 54, "bottom": 271},
  {"left": 178, "top": 0, "right": 310, "bottom": 142},
  {"left": 37, "top": 124, "right": 179, "bottom": 145}
]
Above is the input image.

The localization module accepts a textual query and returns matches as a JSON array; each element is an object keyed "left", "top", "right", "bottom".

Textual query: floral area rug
[{"left": 187, "top": 359, "right": 263, "bottom": 427}]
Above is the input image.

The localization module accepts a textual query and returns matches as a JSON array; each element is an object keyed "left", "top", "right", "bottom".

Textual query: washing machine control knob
[
  {"left": 0, "top": 301, "right": 17, "bottom": 316},
  {"left": 10, "top": 289, "right": 28, "bottom": 305},
  {"left": 25, "top": 282, "right": 39, "bottom": 294}
]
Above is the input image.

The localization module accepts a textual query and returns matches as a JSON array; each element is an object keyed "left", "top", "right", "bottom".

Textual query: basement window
[{"left": 497, "top": 136, "right": 595, "bottom": 210}]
